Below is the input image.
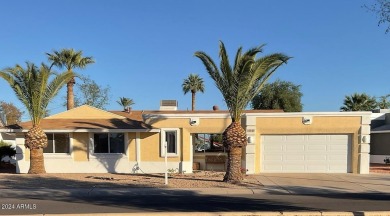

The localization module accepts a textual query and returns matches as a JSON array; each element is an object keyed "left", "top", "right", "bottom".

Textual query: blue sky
[{"left": 1, "top": 0, "right": 389, "bottom": 120}]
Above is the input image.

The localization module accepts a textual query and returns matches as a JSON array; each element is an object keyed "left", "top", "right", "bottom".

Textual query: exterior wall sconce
[
  {"left": 302, "top": 116, "right": 313, "bottom": 125},
  {"left": 189, "top": 117, "right": 199, "bottom": 126}
]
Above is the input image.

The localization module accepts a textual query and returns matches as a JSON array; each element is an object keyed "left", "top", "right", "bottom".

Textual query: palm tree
[
  {"left": 182, "top": 74, "right": 205, "bottom": 111},
  {"left": 195, "top": 41, "right": 290, "bottom": 182},
  {"left": 117, "top": 97, "right": 135, "bottom": 112},
  {"left": 377, "top": 94, "right": 390, "bottom": 109},
  {"left": 340, "top": 93, "right": 377, "bottom": 111},
  {"left": 47, "top": 48, "right": 95, "bottom": 110},
  {"left": 0, "top": 62, "right": 73, "bottom": 174}
]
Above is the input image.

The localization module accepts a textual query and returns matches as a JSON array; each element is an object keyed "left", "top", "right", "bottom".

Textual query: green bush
[{"left": 0, "top": 140, "right": 16, "bottom": 160}]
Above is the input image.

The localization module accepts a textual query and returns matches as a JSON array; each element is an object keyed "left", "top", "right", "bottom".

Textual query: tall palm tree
[
  {"left": 377, "top": 94, "right": 390, "bottom": 109},
  {"left": 182, "top": 74, "right": 205, "bottom": 111},
  {"left": 47, "top": 48, "right": 95, "bottom": 110},
  {"left": 117, "top": 97, "right": 135, "bottom": 111},
  {"left": 0, "top": 62, "right": 73, "bottom": 174},
  {"left": 340, "top": 93, "right": 377, "bottom": 111},
  {"left": 195, "top": 41, "right": 290, "bottom": 182}
]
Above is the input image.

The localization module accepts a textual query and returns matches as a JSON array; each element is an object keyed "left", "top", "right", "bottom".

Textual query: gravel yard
[
  {"left": 0, "top": 163, "right": 388, "bottom": 190},
  {"left": 0, "top": 171, "right": 263, "bottom": 189}
]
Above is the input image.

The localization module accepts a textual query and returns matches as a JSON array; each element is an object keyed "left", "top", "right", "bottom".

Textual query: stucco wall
[
  {"left": 45, "top": 105, "right": 124, "bottom": 119},
  {"left": 148, "top": 118, "right": 230, "bottom": 162},
  {"left": 128, "top": 133, "right": 136, "bottom": 161},
  {"left": 73, "top": 133, "right": 89, "bottom": 161}
]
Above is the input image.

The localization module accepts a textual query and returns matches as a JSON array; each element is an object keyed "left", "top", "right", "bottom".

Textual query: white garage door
[{"left": 261, "top": 134, "right": 351, "bottom": 173}]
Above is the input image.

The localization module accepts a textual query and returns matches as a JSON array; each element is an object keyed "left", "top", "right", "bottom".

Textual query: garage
[{"left": 261, "top": 134, "right": 351, "bottom": 173}]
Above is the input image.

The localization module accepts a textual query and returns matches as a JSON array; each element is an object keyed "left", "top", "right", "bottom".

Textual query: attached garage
[{"left": 261, "top": 134, "right": 351, "bottom": 173}]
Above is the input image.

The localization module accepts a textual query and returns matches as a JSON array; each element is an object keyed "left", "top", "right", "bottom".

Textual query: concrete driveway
[{"left": 253, "top": 173, "right": 390, "bottom": 195}]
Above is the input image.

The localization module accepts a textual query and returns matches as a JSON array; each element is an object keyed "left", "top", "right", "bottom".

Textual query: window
[
  {"left": 194, "top": 133, "right": 225, "bottom": 153},
  {"left": 161, "top": 129, "right": 180, "bottom": 157},
  {"left": 166, "top": 131, "right": 177, "bottom": 154},
  {"left": 44, "top": 133, "right": 70, "bottom": 153},
  {"left": 94, "top": 133, "right": 124, "bottom": 154}
]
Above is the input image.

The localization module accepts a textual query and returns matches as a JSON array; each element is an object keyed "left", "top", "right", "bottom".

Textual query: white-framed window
[
  {"left": 160, "top": 128, "right": 180, "bottom": 157},
  {"left": 93, "top": 133, "right": 125, "bottom": 154},
  {"left": 44, "top": 133, "right": 70, "bottom": 154}
]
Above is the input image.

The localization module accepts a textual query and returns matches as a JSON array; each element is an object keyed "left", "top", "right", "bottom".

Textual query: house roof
[
  {"left": 371, "top": 113, "right": 390, "bottom": 133},
  {"left": 111, "top": 109, "right": 284, "bottom": 119},
  {"left": 0, "top": 105, "right": 284, "bottom": 132},
  {"left": 371, "top": 124, "right": 390, "bottom": 133},
  {"left": 1, "top": 105, "right": 157, "bottom": 132},
  {"left": 109, "top": 111, "right": 145, "bottom": 121},
  {"left": 5, "top": 118, "right": 156, "bottom": 132},
  {"left": 46, "top": 105, "right": 127, "bottom": 119}
]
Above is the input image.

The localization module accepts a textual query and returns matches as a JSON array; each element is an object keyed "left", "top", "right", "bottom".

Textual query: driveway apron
[{"left": 253, "top": 173, "right": 390, "bottom": 195}]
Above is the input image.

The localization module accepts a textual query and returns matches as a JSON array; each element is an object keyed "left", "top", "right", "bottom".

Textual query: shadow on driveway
[{"left": 0, "top": 174, "right": 314, "bottom": 213}]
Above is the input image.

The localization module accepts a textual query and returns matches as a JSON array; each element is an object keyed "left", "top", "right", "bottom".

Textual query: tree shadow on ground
[
  {"left": 0, "top": 174, "right": 314, "bottom": 213},
  {"left": 0, "top": 162, "right": 15, "bottom": 173}
]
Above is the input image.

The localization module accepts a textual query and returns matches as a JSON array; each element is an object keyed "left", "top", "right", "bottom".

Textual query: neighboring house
[
  {"left": 370, "top": 109, "right": 390, "bottom": 164},
  {"left": 0, "top": 111, "right": 5, "bottom": 127},
  {"left": 0, "top": 104, "right": 371, "bottom": 174},
  {"left": 0, "top": 111, "right": 16, "bottom": 164}
]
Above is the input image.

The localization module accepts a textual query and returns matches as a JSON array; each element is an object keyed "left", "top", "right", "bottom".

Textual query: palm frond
[
  {"left": 195, "top": 41, "right": 291, "bottom": 121},
  {"left": 0, "top": 62, "right": 72, "bottom": 126}
]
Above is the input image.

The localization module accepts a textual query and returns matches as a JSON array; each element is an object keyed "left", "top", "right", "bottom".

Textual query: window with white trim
[
  {"left": 161, "top": 129, "right": 180, "bottom": 157},
  {"left": 44, "top": 133, "right": 70, "bottom": 153},
  {"left": 94, "top": 133, "right": 125, "bottom": 154}
]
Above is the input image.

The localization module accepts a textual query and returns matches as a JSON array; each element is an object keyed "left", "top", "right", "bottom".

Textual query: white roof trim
[
  {"left": 143, "top": 113, "right": 232, "bottom": 119},
  {"left": 0, "top": 128, "right": 160, "bottom": 133},
  {"left": 143, "top": 111, "right": 371, "bottom": 119},
  {"left": 245, "top": 111, "right": 372, "bottom": 117},
  {"left": 371, "top": 130, "right": 390, "bottom": 134}
]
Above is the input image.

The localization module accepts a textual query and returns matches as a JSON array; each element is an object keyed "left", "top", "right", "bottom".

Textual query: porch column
[
  {"left": 136, "top": 132, "right": 141, "bottom": 164},
  {"left": 245, "top": 116, "right": 256, "bottom": 174},
  {"left": 358, "top": 115, "right": 371, "bottom": 174}
]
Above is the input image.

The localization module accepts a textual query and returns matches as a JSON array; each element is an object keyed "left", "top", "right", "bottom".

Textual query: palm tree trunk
[
  {"left": 191, "top": 91, "right": 196, "bottom": 111},
  {"left": 28, "top": 148, "right": 46, "bottom": 174},
  {"left": 222, "top": 121, "right": 247, "bottom": 182},
  {"left": 223, "top": 146, "right": 243, "bottom": 182},
  {"left": 67, "top": 77, "right": 75, "bottom": 110},
  {"left": 25, "top": 125, "right": 48, "bottom": 174}
]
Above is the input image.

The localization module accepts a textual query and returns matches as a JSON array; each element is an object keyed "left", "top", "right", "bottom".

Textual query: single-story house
[
  {"left": 370, "top": 109, "right": 390, "bottom": 164},
  {"left": 0, "top": 104, "right": 371, "bottom": 174}
]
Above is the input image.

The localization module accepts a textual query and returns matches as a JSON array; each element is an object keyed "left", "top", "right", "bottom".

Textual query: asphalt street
[{"left": 0, "top": 173, "right": 389, "bottom": 215}]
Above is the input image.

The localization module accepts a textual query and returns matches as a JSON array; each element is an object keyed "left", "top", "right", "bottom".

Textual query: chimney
[{"left": 160, "top": 100, "right": 178, "bottom": 111}]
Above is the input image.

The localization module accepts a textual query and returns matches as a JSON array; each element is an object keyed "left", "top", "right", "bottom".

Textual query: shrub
[{"left": 0, "top": 140, "right": 16, "bottom": 160}]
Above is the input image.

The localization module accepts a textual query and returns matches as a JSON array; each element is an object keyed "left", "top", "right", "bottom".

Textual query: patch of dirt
[{"left": 0, "top": 171, "right": 262, "bottom": 189}]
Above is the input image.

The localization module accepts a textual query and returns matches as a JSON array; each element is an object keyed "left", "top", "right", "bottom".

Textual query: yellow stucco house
[{"left": 0, "top": 104, "right": 372, "bottom": 174}]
